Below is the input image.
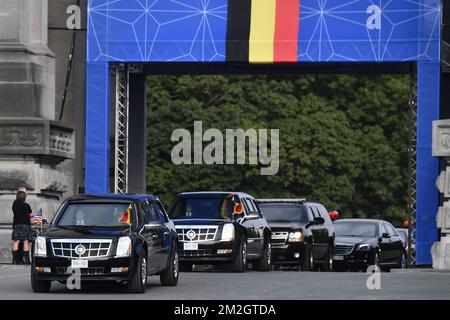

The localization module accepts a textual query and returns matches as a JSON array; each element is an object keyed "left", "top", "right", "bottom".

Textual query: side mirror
[{"left": 382, "top": 232, "right": 391, "bottom": 239}]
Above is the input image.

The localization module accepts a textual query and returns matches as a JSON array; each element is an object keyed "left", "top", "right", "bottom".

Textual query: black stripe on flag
[{"left": 226, "top": 0, "right": 252, "bottom": 62}]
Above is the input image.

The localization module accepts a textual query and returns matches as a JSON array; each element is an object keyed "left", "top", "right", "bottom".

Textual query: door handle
[
  {"left": 163, "top": 231, "right": 169, "bottom": 235},
  {"left": 259, "top": 225, "right": 264, "bottom": 229}
]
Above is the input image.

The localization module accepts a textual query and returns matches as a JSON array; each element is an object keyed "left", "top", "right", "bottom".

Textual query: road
[{"left": 1, "top": 265, "right": 450, "bottom": 299}]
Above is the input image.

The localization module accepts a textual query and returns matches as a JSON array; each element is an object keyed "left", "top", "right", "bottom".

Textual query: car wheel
[
  {"left": 127, "top": 253, "right": 147, "bottom": 293},
  {"left": 31, "top": 266, "right": 51, "bottom": 293},
  {"left": 301, "top": 244, "right": 314, "bottom": 271},
  {"left": 368, "top": 251, "right": 381, "bottom": 272},
  {"left": 256, "top": 240, "right": 271, "bottom": 272},
  {"left": 231, "top": 238, "right": 247, "bottom": 273},
  {"left": 322, "top": 247, "right": 333, "bottom": 272},
  {"left": 160, "top": 243, "right": 179, "bottom": 286},
  {"left": 399, "top": 252, "right": 407, "bottom": 269}
]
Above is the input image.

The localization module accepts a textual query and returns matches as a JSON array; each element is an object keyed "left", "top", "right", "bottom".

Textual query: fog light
[
  {"left": 111, "top": 267, "right": 128, "bottom": 273},
  {"left": 294, "top": 252, "right": 300, "bottom": 259},
  {"left": 217, "top": 249, "right": 232, "bottom": 254},
  {"left": 35, "top": 267, "right": 51, "bottom": 273}
]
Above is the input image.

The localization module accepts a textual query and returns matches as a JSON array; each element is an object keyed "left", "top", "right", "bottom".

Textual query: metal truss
[
  {"left": 443, "top": 40, "right": 450, "bottom": 73},
  {"left": 113, "top": 64, "right": 129, "bottom": 194},
  {"left": 407, "top": 70, "right": 418, "bottom": 267}
]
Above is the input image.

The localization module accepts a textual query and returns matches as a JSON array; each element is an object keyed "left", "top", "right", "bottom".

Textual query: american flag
[{"left": 34, "top": 208, "right": 43, "bottom": 225}]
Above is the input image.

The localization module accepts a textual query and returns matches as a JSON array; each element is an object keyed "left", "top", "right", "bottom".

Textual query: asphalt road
[{"left": 1, "top": 265, "right": 450, "bottom": 300}]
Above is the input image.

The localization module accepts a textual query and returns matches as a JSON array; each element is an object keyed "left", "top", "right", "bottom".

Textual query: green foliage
[{"left": 147, "top": 74, "right": 410, "bottom": 226}]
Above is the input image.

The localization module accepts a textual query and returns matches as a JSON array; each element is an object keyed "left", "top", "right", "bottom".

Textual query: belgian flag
[
  {"left": 226, "top": 0, "right": 300, "bottom": 63},
  {"left": 119, "top": 205, "right": 132, "bottom": 225}
]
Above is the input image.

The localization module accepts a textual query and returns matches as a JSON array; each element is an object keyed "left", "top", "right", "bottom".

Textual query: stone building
[{"left": 0, "top": 0, "right": 86, "bottom": 224}]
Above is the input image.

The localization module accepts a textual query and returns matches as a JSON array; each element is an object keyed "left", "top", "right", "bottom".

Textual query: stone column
[
  {"left": 0, "top": 0, "right": 74, "bottom": 225},
  {"left": 431, "top": 120, "right": 450, "bottom": 269}
]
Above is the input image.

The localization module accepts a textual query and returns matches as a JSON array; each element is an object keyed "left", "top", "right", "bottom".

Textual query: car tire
[
  {"left": 321, "top": 247, "right": 333, "bottom": 272},
  {"left": 255, "top": 240, "right": 271, "bottom": 272},
  {"left": 231, "top": 238, "right": 247, "bottom": 273},
  {"left": 31, "top": 267, "right": 51, "bottom": 293},
  {"left": 301, "top": 244, "right": 314, "bottom": 271},
  {"left": 127, "top": 253, "right": 147, "bottom": 293},
  {"left": 399, "top": 252, "right": 407, "bottom": 269},
  {"left": 160, "top": 244, "right": 179, "bottom": 286}
]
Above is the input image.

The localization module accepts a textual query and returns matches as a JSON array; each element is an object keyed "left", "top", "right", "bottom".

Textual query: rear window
[
  {"left": 56, "top": 203, "right": 134, "bottom": 228},
  {"left": 169, "top": 197, "right": 235, "bottom": 220},
  {"left": 259, "top": 203, "right": 309, "bottom": 224}
]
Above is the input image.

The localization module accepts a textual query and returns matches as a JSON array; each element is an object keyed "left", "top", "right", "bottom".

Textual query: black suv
[
  {"left": 168, "top": 192, "right": 272, "bottom": 272},
  {"left": 31, "top": 194, "right": 179, "bottom": 293},
  {"left": 257, "top": 199, "right": 335, "bottom": 271}
]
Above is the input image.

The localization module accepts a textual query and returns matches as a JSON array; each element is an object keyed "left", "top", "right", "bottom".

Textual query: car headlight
[
  {"left": 34, "top": 236, "right": 47, "bottom": 257},
  {"left": 221, "top": 223, "right": 235, "bottom": 241},
  {"left": 116, "top": 236, "right": 132, "bottom": 257},
  {"left": 288, "top": 231, "right": 303, "bottom": 242},
  {"left": 356, "top": 244, "right": 371, "bottom": 251}
]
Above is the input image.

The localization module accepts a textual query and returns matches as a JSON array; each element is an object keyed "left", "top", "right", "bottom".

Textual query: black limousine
[{"left": 31, "top": 194, "right": 179, "bottom": 293}]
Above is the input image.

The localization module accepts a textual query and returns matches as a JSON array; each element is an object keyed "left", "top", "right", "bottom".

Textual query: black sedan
[
  {"left": 31, "top": 194, "right": 179, "bottom": 293},
  {"left": 333, "top": 219, "right": 406, "bottom": 272}
]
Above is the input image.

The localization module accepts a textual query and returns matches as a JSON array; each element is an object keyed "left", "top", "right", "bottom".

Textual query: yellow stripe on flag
[{"left": 249, "top": 0, "right": 277, "bottom": 63}]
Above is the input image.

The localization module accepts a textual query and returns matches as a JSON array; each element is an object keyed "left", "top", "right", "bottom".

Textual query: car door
[
  {"left": 248, "top": 198, "right": 265, "bottom": 254},
  {"left": 240, "top": 198, "right": 260, "bottom": 257},
  {"left": 385, "top": 223, "right": 404, "bottom": 263},
  {"left": 142, "top": 201, "right": 165, "bottom": 270},
  {"left": 153, "top": 200, "right": 171, "bottom": 266},
  {"left": 378, "top": 223, "right": 392, "bottom": 263},
  {"left": 317, "top": 205, "right": 334, "bottom": 254},
  {"left": 309, "top": 206, "right": 328, "bottom": 260}
]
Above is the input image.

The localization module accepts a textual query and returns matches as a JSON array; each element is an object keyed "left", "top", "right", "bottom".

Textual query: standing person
[{"left": 11, "top": 187, "right": 33, "bottom": 265}]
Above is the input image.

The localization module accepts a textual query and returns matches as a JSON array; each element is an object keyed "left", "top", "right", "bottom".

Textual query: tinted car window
[
  {"left": 143, "top": 202, "right": 160, "bottom": 223},
  {"left": 334, "top": 221, "right": 379, "bottom": 237},
  {"left": 317, "top": 205, "right": 333, "bottom": 225},
  {"left": 57, "top": 203, "right": 133, "bottom": 227},
  {"left": 154, "top": 201, "right": 169, "bottom": 223},
  {"left": 169, "top": 197, "right": 234, "bottom": 220},
  {"left": 258, "top": 203, "right": 309, "bottom": 224},
  {"left": 385, "top": 223, "right": 397, "bottom": 236}
]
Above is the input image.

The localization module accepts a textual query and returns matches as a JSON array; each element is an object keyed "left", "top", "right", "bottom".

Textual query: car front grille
[
  {"left": 51, "top": 239, "right": 112, "bottom": 259},
  {"left": 335, "top": 244, "right": 354, "bottom": 256},
  {"left": 175, "top": 226, "right": 218, "bottom": 242},
  {"left": 271, "top": 231, "right": 288, "bottom": 244},
  {"left": 56, "top": 267, "right": 105, "bottom": 275}
]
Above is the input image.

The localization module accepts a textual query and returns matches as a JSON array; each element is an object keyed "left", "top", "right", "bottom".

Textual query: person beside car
[{"left": 11, "top": 187, "right": 33, "bottom": 265}]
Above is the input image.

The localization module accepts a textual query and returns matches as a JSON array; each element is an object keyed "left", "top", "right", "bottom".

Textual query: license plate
[
  {"left": 183, "top": 242, "right": 198, "bottom": 251},
  {"left": 333, "top": 255, "right": 344, "bottom": 261},
  {"left": 71, "top": 259, "right": 88, "bottom": 269}
]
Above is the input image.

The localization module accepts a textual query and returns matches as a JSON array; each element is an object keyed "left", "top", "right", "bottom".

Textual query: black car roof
[
  {"left": 64, "top": 194, "right": 158, "bottom": 203},
  {"left": 177, "top": 191, "right": 255, "bottom": 199}
]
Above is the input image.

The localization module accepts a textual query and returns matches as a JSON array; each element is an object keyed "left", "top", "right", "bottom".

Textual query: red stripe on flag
[{"left": 273, "top": 0, "right": 300, "bottom": 62}]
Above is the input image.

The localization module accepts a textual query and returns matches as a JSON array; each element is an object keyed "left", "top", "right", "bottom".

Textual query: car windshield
[
  {"left": 259, "top": 203, "right": 309, "bottom": 224},
  {"left": 334, "top": 221, "right": 379, "bottom": 237},
  {"left": 169, "top": 197, "right": 234, "bottom": 220},
  {"left": 56, "top": 203, "right": 133, "bottom": 228}
]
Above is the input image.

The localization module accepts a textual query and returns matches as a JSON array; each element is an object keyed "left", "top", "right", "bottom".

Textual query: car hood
[
  {"left": 172, "top": 219, "right": 231, "bottom": 226},
  {"left": 335, "top": 235, "right": 377, "bottom": 245},
  {"left": 268, "top": 221, "right": 307, "bottom": 231},
  {"left": 42, "top": 226, "right": 129, "bottom": 239}
]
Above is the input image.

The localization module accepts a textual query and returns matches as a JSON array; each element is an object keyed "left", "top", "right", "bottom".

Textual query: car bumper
[
  {"left": 333, "top": 251, "right": 371, "bottom": 268},
  {"left": 271, "top": 242, "right": 306, "bottom": 265},
  {"left": 177, "top": 240, "right": 237, "bottom": 264},
  {"left": 32, "top": 256, "right": 136, "bottom": 281}
]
